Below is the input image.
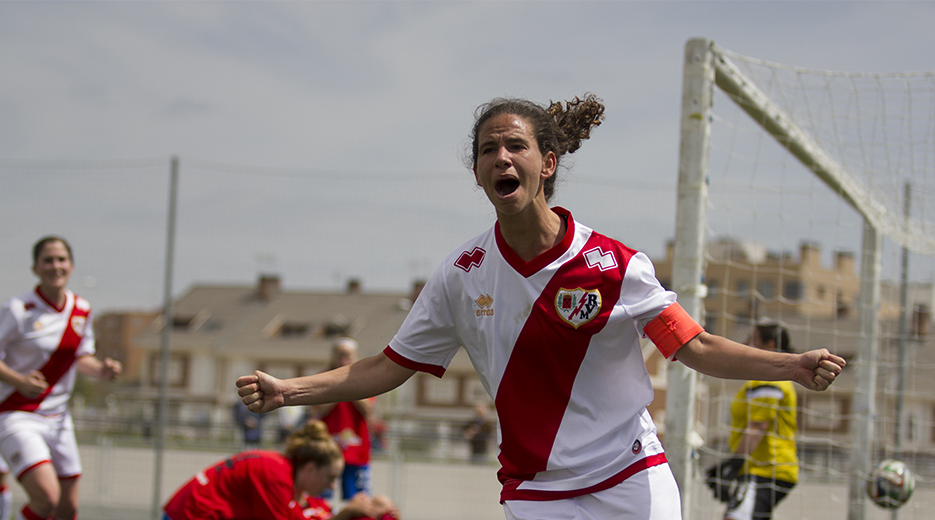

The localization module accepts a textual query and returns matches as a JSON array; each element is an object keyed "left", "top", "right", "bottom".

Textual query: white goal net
[{"left": 667, "top": 39, "right": 935, "bottom": 520}]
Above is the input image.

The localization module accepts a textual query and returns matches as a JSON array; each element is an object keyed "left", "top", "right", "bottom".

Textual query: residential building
[{"left": 127, "top": 275, "right": 487, "bottom": 444}]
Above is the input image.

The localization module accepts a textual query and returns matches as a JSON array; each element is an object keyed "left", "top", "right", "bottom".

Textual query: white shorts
[
  {"left": 0, "top": 411, "right": 82, "bottom": 479},
  {"left": 503, "top": 463, "right": 683, "bottom": 520}
]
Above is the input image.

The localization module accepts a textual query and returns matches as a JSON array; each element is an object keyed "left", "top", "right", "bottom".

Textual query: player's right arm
[
  {"left": 0, "top": 360, "right": 47, "bottom": 398},
  {"left": 237, "top": 351, "right": 415, "bottom": 414}
]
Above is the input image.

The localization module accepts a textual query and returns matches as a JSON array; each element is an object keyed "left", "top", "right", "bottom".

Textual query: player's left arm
[
  {"left": 75, "top": 354, "right": 122, "bottom": 381},
  {"left": 676, "top": 332, "right": 845, "bottom": 391}
]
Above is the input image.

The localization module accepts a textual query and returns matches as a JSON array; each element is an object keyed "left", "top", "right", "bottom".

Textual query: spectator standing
[
  {"left": 233, "top": 400, "right": 265, "bottom": 450},
  {"left": 315, "top": 338, "right": 375, "bottom": 500},
  {"left": 462, "top": 402, "right": 495, "bottom": 464}
]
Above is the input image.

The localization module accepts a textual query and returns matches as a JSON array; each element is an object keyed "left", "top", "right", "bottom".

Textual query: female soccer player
[
  {"left": 237, "top": 95, "right": 845, "bottom": 519},
  {"left": 162, "top": 419, "right": 396, "bottom": 520},
  {"left": 0, "top": 236, "right": 122, "bottom": 520}
]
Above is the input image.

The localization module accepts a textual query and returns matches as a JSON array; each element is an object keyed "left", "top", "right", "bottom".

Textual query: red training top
[
  {"left": 164, "top": 450, "right": 300, "bottom": 520},
  {"left": 321, "top": 400, "right": 373, "bottom": 466}
]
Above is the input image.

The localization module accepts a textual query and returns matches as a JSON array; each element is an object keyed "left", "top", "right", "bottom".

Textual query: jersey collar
[
  {"left": 495, "top": 206, "right": 575, "bottom": 278},
  {"left": 34, "top": 286, "right": 70, "bottom": 313}
]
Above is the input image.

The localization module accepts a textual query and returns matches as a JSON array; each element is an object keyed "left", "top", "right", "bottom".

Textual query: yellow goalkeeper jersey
[{"left": 729, "top": 380, "right": 798, "bottom": 483}]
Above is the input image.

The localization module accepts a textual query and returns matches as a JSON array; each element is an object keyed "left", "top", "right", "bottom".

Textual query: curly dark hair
[{"left": 467, "top": 94, "right": 606, "bottom": 202}]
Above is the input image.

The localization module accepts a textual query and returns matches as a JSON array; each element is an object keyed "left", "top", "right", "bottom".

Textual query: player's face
[
  {"left": 332, "top": 344, "right": 357, "bottom": 368},
  {"left": 473, "top": 114, "right": 556, "bottom": 219},
  {"left": 300, "top": 458, "right": 344, "bottom": 497},
  {"left": 750, "top": 330, "right": 775, "bottom": 351},
  {"left": 32, "top": 241, "right": 73, "bottom": 293}
]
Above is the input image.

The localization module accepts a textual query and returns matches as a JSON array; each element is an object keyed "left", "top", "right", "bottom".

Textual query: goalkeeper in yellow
[{"left": 725, "top": 322, "right": 798, "bottom": 520}]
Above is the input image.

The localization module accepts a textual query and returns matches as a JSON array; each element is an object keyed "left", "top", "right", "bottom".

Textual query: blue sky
[{"left": 2, "top": 1, "right": 933, "bottom": 313}]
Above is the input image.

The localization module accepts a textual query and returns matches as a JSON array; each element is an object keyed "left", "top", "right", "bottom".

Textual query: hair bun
[{"left": 548, "top": 93, "right": 605, "bottom": 154}]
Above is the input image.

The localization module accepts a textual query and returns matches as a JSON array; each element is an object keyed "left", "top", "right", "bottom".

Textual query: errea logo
[{"left": 474, "top": 294, "right": 494, "bottom": 317}]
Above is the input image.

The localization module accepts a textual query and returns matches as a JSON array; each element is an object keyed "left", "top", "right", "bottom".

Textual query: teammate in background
[
  {"left": 313, "top": 338, "right": 375, "bottom": 501},
  {"left": 723, "top": 322, "right": 798, "bottom": 520},
  {"left": 163, "top": 419, "right": 398, "bottom": 520},
  {"left": 238, "top": 95, "right": 845, "bottom": 519},
  {"left": 0, "top": 236, "right": 122, "bottom": 520}
]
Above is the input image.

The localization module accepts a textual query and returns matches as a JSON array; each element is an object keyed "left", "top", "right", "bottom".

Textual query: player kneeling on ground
[{"left": 163, "top": 419, "right": 399, "bottom": 520}]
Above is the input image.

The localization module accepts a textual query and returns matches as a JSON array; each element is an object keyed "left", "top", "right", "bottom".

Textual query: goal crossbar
[{"left": 710, "top": 43, "right": 935, "bottom": 256}]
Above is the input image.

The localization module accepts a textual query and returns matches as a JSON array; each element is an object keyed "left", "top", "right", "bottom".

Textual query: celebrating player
[
  {"left": 163, "top": 419, "right": 398, "bottom": 520},
  {"left": 237, "top": 95, "right": 845, "bottom": 519},
  {"left": 0, "top": 236, "right": 122, "bottom": 520}
]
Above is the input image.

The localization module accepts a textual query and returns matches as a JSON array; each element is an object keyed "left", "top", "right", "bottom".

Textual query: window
[
  {"left": 801, "top": 396, "right": 849, "bottom": 433},
  {"left": 706, "top": 279, "right": 719, "bottom": 298},
  {"left": 172, "top": 316, "right": 195, "bottom": 330},
  {"left": 783, "top": 281, "right": 803, "bottom": 300},
  {"left": 148, "top": 353, "right": 188, "bottom": 388},
  {"left": 279, "top": 323, "right": 310, "bottom": 338},
  {"left": 757, "top": 280, "right": 775, "bottom": 298}
]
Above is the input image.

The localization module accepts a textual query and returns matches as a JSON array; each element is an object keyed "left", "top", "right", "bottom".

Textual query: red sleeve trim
[
  {"left": 643, "top": 302, "right": 704, "bottom": 360},
  {"left": 382, "top": 346, "right": 446, "bottom": 378}
]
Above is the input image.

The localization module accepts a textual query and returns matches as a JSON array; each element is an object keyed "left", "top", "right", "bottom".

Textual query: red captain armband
[{"left": 643, "top": 302, "right": 704, "bottom": 360}]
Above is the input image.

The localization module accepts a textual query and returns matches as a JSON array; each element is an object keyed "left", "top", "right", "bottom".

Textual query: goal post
[
  {"left": 667, "top": 38, "right": 934, "bottom": 520},
  {"left": 666, "top": 38, "right": 715, "bottom": 518}
]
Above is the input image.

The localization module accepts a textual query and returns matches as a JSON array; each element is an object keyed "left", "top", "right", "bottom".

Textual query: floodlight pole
[
  {"left": 151, "top": 156, "right": 179, "bottom": 520},
  {"left": 667, "top": 38, "right": 715, "bottom": 520}
]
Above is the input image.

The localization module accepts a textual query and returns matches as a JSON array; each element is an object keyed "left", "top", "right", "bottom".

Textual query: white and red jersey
[
  {"left": 0, "top": 288, "right": 95, "bottom": 416},
  {"left": 386, "top": 208, "right": 702, "bottom": 502}
]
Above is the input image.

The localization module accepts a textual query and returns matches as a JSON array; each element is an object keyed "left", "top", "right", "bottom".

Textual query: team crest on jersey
[
  {"left": 71, "top": 316, "right": 86, "bottom": 335},
  {"left": 554, "top": 288, "right": 602, "bottom": 329}
]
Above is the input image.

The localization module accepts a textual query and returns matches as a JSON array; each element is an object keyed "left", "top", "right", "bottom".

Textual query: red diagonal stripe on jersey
[
  {"left": 0, "top": 300, "right": 87, "bottom": 413},
  {"left": 494, "top": 232, "right": 633, "bottom": 483}
]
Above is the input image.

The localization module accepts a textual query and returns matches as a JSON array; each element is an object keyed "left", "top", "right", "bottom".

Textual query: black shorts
[{"left": 725, "top": 474, "right": 795, "bottom": 520}]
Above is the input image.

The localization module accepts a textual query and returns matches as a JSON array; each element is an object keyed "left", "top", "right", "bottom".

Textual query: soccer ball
[{"left": 866, "top": 459, "right": 915, "bottom": 509}]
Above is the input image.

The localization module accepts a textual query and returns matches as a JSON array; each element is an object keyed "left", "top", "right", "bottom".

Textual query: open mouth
[{"left": 495, "top": 179, "right": 520, "bottom": 196}]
